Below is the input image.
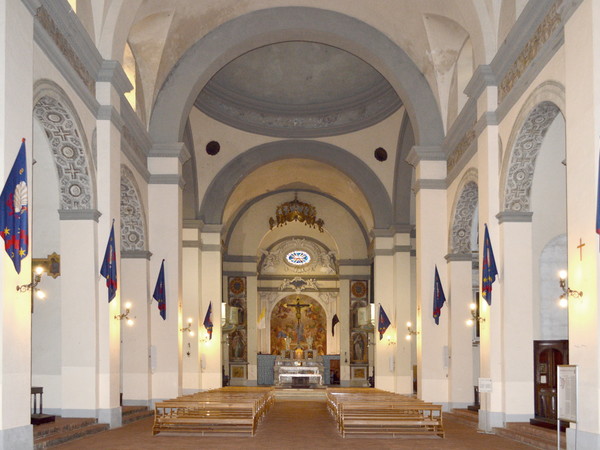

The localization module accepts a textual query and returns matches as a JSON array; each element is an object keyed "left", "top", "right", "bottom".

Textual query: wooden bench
[
  {"left": 153, "top": 388, "right": 273, "bottom": 436},
  {"left": 325, "top": 388, "right": 445, "bottom": 438}
]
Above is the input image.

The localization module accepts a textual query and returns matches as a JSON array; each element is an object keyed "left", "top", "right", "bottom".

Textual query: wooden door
[{"left": 533, "top": 340, "right": 568, "bottom": 422}]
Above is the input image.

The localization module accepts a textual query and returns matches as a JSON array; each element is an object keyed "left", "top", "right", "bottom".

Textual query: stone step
[
  {"left": 33, "top": 417, "right": 98, "bottom": 439},
  {"left": 493, "top": 422, "right": 566, "bottom": 450},
  {"left": 446, "top": 408, "right": 479, "bottom": 427},
  {"left": 122, "top": 406, "right": 154, "bottom": 424},
  {"left": 34, "top": 421, "right": 109, "bottom": 449}
]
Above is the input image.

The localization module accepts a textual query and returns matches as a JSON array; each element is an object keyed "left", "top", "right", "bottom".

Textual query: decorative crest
[{"left": 269, "top": 194, "right": 324, "bottom": 232}]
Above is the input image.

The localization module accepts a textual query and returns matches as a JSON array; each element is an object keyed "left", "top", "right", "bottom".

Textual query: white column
[
  {"left": 446, "top": 254, "right": 474, "bottom": 408},
  {"left": 474, "top": 71, "right": 504, "bottom": 430},
  {"left": 338, "top": 279, "right": 350, "bottom": 386},
  {"left": 121, "top": 254, "right": 151, "bottom": 405},
  {"left": 199, "top": 225, "right": 222, "bottom": 389},
  {"left": 373, "top": 231, "right": 396, "bottom": 392},
  {"left": 497, "top": 216, "right": 534, "bottom": 422},
  {"left": 564, "top": 2, "right": 600, "bottom": 446},
  {"left": 246, "top": 275, "right": 258, "bottom": 385},
  {"left": 0, "top": 1, "right": 33, "bottom": 446},
  {"left": 96, "top": 61, "right": 131, "bottom": 427},
  {"left": 60, "top": 219, "right": 99, "bottom": 418},
  {"left": 148, "top": 143, "right": 186, "bottom": 402},
  {"left": 182, "top": 224, "right": 201, "bottom": 393},
  {"left": 394, "top": 232, "right": 412, "bottom": 394},
  {"left": 407, "top": 146, "right": 449, "bottom": 405}
]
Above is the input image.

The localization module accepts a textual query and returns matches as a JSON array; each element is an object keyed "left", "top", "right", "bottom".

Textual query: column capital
[
  {"left": 149, "top": 142, "right": 191, "bottom": 164},
  {"left": 445, "top": 253, "right": 473, "bottom": 262},
  {"left": 464, "top": 65, "right": 497, "bottom": 101},
  {"left": 406, "top": 145, "right": 445, "bottom": 166},
  {"left": 496, "top": 211, "right": 533, "bottom": 223},
  {"left": 97, "top": 60, "right": 132, "bottom": 95}
]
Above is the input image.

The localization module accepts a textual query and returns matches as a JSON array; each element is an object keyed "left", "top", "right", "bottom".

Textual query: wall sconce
[
  {"left": 180, "top": 318, "right": 195, "bottom": 337},
  {"left": 466, "top": 303, "right": 484, "bottom": 326},
  {"left": 558, "top": 270, "right": 583, "bottom": 308},
  {"left": 199, "top": 333, "right": 211, "bottom": 344},
  {"left": 114, "top": 302, "right": 134, "bottom": 326},
  {"left": 16, "top": 266, "right": 47, "bottom": 299},
  {"left": 405, "top": 321, "right": 418, "bottom": 341}
]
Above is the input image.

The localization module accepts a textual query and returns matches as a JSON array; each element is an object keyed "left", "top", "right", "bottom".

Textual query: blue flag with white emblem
[
  {"left": 433, "top": 265, "right": 446, "bottom": 325},
  {"left": 378, "top": 304, "right": 391, "bottom": 340},
  {"left": 153, "top": 259, "right": 166, "bottom": 320},
  {"left": 100, "top": 221, "right": 117, "bottom": 302},
  {"left": 0, "top": 140, "right": 28, "bottom": 274},
  {"left": 482, "top": 224, "right": 498, "bottom": 306}
]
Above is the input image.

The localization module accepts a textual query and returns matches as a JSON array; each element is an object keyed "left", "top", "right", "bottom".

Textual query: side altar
[{"left": 274, "top": 349, "right": 324, "bottom": 388}]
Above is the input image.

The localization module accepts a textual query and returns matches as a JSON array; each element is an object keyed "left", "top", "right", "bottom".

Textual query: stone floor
[{"left": 56, "top": 400, "right": 535, "bottom": 449}]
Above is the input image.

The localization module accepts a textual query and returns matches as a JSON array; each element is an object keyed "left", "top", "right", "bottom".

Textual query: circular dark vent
[
  {"left": 374, "top": 147, "right": 387, "bottom": 162},
  {"left": 206, "top": 141, "right": 220, "bottom": 155}
]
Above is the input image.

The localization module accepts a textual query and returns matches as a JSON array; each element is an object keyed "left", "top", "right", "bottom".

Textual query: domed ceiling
[{"left": 194, "top": 41, "right": 402, "bottom": 137}]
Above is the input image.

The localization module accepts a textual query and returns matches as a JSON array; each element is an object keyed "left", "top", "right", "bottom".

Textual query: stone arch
[
  {"left": 33, "top": 81, "right": 96, "bottom": 211},
  {"left": 199, "top": 140, "right": 392, "bottom": 229},
  {"left": 501, "top": 82, "right": 565, "bottom": 212},
  {"left": 120, "top": 165, "right": 147, "bottom": 251},
  {"left": 149, "top": 7, "right": 444, "bottom": 148},
  {"left": 449, "top": 168, "right": 478, "bottom": 254}
]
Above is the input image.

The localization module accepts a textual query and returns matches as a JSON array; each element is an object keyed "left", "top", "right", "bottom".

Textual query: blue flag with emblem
[
  {"left": 433, "top": 265, "right": 446, "bottom": 325},
  {"left": 100, "top": 220, "right": 117, "bottom": 302},
  {"left": 482, "top": 223, "right": 498, "bottom": 306},
  {"left": 203, "top": 302, "right": 213, "bottom": 340},
  {"left": 0, "top": 139, "right": 28, "bottom": 274},
  {"left": 153, "top": 259, "right": 166, "bottom": 320},
  {"left": 378, "top": 304, "right": 391, "bottom": 340}
]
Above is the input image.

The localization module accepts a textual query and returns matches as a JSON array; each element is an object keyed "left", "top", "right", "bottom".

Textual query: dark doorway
[{"left": 530, "top": 340, "right": 569, "bottom": 430}]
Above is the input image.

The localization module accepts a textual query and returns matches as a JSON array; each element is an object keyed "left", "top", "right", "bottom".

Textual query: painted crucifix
[{"left": 286, "top": 297, "right": 311, "bottom": 347}]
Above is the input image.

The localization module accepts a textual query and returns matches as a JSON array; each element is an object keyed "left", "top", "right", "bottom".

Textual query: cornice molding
[
  {"left": 121, "top": 250, "right": 152, "bottom": 260},
  {"left": 413, "top": 179, "right": 447, "bottom": 193},
  {"left": 496, "top": 211, "right": 534, "bottom": 223},
  {"left": 149, "top": 142, "right": 191, "bottom": 164},
  {"left": 445, "top": 253, "right": 473, "bottom": 262},
  {"left": 97, "top": 60, "right": 133, "bottom": 96},
  {"left": 148, "top": 174, "right": 185, "bottom": 188},
  {"left": 58, "top": 209, "right": 101, "bottom": 221},
  {"left": 406, "top": 145, "right": 445, "bottom": 166}
]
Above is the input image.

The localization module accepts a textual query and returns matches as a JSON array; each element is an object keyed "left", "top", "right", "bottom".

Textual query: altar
[{"left": 274, "top": 350, "right": 324, "bottom": 388}]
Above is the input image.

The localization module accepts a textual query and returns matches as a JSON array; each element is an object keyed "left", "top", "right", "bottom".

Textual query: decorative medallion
[
  {"left": 351, "top": 280, "right": 367, "bottom": 298},
  {"left": 229, "top": 277, "right": 246, "bottom": 295},
  {"left": 286, "top": 250, "right": 311, "bottom": 266}
]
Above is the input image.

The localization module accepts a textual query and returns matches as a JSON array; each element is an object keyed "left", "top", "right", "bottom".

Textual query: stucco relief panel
[{"left": 120, "top": 166, "right": 146, "bottom": 251}]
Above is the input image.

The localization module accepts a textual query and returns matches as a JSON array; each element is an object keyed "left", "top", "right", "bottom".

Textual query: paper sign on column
[{"left": 557, "top": 365, "right": 577, "bottom": 423}]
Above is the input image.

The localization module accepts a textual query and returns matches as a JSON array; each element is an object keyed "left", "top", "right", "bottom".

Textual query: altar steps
[
  {"left": 273, "top": 388, "right": 326, "bottom": 401},
  {"left": 121, "top": 405, "right": 154, "bottom": 424},
  {"left": 493, "top": 422, "right": 566, "bottom": 449}
]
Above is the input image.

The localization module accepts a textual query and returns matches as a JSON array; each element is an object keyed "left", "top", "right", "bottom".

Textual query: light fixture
[
  {"left": 180, "top": 317, "right": 195, "bottom": 336},
  {"left": 16, "top": 266, "right": 47, "bottom": 299},
  {"left": 405, "top": 321, "right": 418, "bottom": 340},
  {"left": 268, "top": 193, "right": 325, "bottom": 232},
  {"left": 115, "top": 301, "right": 134, "bottom": 326},
  {"left": 466, "top": 302, "right": 484, "bottom": 326},
  {"left": 558, "top": 270, "right": 583, "bottom": 308}
]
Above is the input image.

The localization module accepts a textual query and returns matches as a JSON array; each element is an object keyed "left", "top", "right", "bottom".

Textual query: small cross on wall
[{"left": 577, "top": 238, "right": 586, "bottom": 261}]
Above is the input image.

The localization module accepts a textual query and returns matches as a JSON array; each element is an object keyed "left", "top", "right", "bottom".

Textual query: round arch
[
  {"left": 33, "top": 80, "right": 96, "bottom": 211},
  {"left": 449, "top": 168, "right": 478, "bottom": 254},
  {"left": 501, "top": 82, "right": 565, "bottom": 212},
  {"left": 149, "top": 7, "right": 444, "bottom": 148},
  {"left": 198, "top": 140, "right": 393, "bottom": 229}
]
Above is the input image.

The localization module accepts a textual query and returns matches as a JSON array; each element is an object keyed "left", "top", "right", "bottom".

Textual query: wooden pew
[
  {"left": 153, "top": 388, "right": 273, "bottom": 436},
  {"left": 325, "top": 388, "right": 445, "bottom": 438}
]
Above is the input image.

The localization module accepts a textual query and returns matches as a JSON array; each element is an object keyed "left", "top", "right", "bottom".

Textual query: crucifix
[
  {"left": 286, "top": 297, "right": 310, "bottom": 346},
  {"left": 577, "top": 238, "right": 586, "bottom": 261}
]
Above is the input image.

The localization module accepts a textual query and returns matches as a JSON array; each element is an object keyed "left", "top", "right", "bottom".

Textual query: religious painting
[
  {"left": 230, "top": 364, "right": 246, "bottom": 379},
  {"left": 229, "top": 329, "right": 247, "bottom": 361},
  {"left": 270, "top": 295, "right": 327, "bottom": 356},
  {"left": 351, "top": 331, "right": 368, "bottom": 363},
  {"left": 351, "top": 366, "right": 367, "bottom": 380}
]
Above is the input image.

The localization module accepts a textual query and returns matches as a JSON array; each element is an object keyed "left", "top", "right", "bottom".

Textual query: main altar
[{"left": 274, "top": 349, "right": 324, "bottom": 388}]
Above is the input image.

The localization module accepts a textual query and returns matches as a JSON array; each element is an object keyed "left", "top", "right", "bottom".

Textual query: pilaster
[
  {"left": 409, "top": 146, "right": 449, "bottom": 405},
  {"left": 148, "top": 143, "right": 186, "bottom": 402},
  {"left": 564, "top": 1, "right": 600, "bottom": 446},
  {"left": 199, "top": 225, "right": 223, "bottom": 390},
  {"left": 0, "top": 2, "right": 34, "bottom": 446}
]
